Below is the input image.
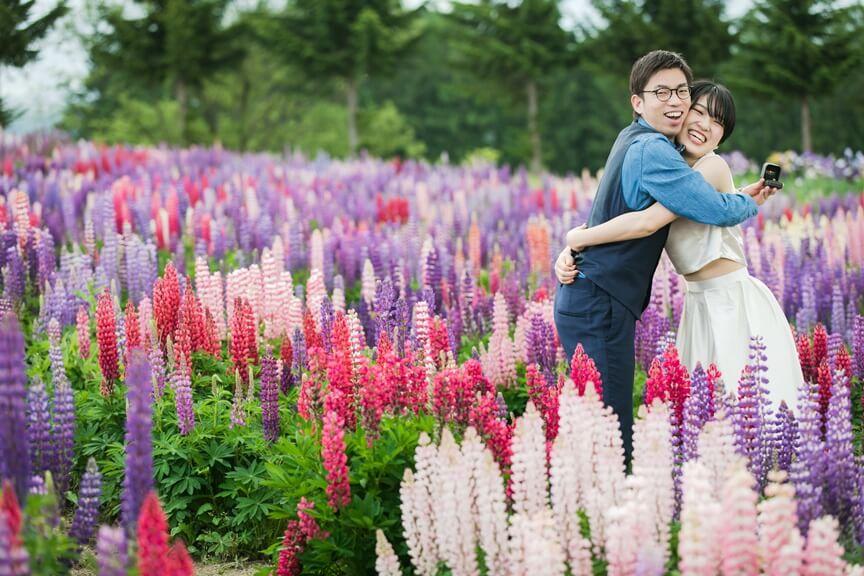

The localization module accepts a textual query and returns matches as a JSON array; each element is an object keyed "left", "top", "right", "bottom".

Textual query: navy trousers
[{"left": 553, "top": 276, "right": 637, "bottom": 465}]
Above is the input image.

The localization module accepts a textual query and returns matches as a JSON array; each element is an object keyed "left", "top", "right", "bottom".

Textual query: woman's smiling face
[{"left": 678, "top": 95, "right": 725, "bottom": 158}]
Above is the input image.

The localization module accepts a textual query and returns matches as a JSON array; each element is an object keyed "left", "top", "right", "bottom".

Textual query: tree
[
  {"left": 87, "top": 0, "right": 245, "bottom": 144},
  {"left": 265, "top": 0, "right": 423, "bottom": 157},
  {"left": 0, "top": 0, "right": 67, "bottom": 127},
  {"left": 584, "top": 0, "right": 734, "bottom": 78},
  {"left": 449, "top": 0, "right": 575, "bottom": 173},
  {"left": 734, "top": 0, "right": 862, "bottom": 152}
]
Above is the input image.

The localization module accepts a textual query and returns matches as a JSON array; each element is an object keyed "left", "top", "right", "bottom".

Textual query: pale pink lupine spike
[
  {"left": 803, "top": 516, "right": 847, "bottom": 576},
  {"left": 469, "top": 432, "right": 509, "bottom": 576},
  {"left": 510, "top": 401, "right": 548, "bottom": 517},
  {"left": 309, "top": 229, "right": 324, "bottom": 275},
  {"left": 361, "top": 259, "right": 377, "bottom": 306},
  {"left": 411, "top": 301, "right": 435, "bottom": 380},
  {"left": 481, "top": 293, "right": 516, "bottom": 388},
  {"left": 432, "top": 428, "right": 477, "bottom": 575},
  {"left": 758, "top": 470, "right": 804, "bottom": 576},
  {"left": 717, "top": 461, "right": 759, "bottom": 576},
  {"left": 375, "top": 530, "right": 403, "bottom": 576},
  {"left": 508, "top": 508, "right": 567, "bottom": 576},
  {"left": 306, "top": 268, "right": 326, "bottom": 327},
  {"left": 401, "top": 433, "right": 439, "bottom": 576},
  {"left": 696, "top": 409, "right": 738, "bottom": 495},
  {"left": 678, "top": 460, "right": 722, "bottom": 576}
]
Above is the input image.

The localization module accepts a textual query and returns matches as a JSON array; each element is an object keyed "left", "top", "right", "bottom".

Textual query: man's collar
[{"left": 636, "top": 117, "right": 686, "bottom": 154}]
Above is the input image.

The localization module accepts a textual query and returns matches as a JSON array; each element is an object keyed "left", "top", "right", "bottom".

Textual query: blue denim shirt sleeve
[{"left": 621, "top": 130, "right": 758, "bottom": 226}]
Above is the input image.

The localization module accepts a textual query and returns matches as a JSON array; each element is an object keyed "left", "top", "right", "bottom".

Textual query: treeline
[{"left": 10, "top": 0, "right": 864, "bottom": 172}]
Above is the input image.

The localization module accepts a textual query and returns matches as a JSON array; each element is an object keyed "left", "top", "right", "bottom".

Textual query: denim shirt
[{"left": 620, "top": 118, "right": 758, "bottom": 226}]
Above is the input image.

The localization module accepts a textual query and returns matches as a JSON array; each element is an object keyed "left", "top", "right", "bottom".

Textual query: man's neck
[{"left": 636, "top": 117, "right": 685, "bottom": 153}]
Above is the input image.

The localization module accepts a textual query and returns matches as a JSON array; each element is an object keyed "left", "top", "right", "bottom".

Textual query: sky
[{"left": 1, "top": 0, "right": 753, "bottom": 134}]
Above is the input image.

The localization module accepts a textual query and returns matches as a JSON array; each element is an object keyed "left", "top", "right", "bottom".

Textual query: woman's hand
[{"left": 566, "top": 224, "right": 588, "bottom": 252}]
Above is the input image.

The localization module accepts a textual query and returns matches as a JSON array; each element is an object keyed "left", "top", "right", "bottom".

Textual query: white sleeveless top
[{"left": 665, "top": 153, "right": 748, "bottom": 276}]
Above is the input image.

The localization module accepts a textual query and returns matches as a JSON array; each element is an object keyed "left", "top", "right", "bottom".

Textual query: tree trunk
[
  {"left": 176, "top": 80, "right": 189, "bottom": 146},
  {"left": 346, "top": 77, "right": 359, "bottom": 157},
  {"left": 238, "top": 74, "right": 251, "bottom": 152},
  {"left": 527, "top": 80, "right": 542, "bottom": 173},
  {"left": 801, "top": 95, "right": 812, "bottom": 153}
]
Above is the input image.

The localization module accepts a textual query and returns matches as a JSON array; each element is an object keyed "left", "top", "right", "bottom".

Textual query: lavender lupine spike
[
  {"left": 171, "top": 358, "right": 195, "bottom": 436},
  {"left": 772, "top": 401, "right": 797, "bottom": 474},
  {"left": 96, "top": 525, "right": 128, "bottom": 576},
  {"left": 791, "top": 380, "right": 825, "bottom": 534},
  {"left": 148, "top": 335, "right": 166, "bottom": 400},
  {"left": 26, "top": 377, "right": 52, "bottom": 477},
  {"left": 3, "top": 246, "right": 25, "bottom": 303},
  {"left": 260, "top": 352, "right": 280, "bottom": 442},
  {"left": 732, "top": 338, "right": 771, "bottom": 490},
  {"left": 319, "top": 297, "right": 334, "bottom": 354},
  {"left": 824, "top": 368, "right": 856, "bottom": 519},
  {"left": 853, "top": 315, "right": 864, "bottom": 380},
  {"left": 826, "top": 333, "right": 843, "bottom": 368},
  {"left": 70, "top": 458, "right": 102, "bottom": 546},
  {"left": 121, "top": 350, "right": 153, "bottom": 536},
  {"left": 681, "top": 364, "right": 711, "bottom": 463},
  {"left": 51, "top": 366, "right": 75, "bottom": 496},
  {"left": 830, "top": 284, "right": 845, "bottom": 337},
  {"left": 291, "top": 328, "right": 306, "bottom": 382},
  {"left": 0, "top": 314, "right": 31, "bottom": 502},
  {"left": 229, "top": 369, "right": 246, "bottom": 429}
]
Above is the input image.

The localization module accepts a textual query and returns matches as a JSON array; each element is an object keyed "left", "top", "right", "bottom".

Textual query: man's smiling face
[{"left": 631, "top": 68, "right": 690, "bottom": 139}]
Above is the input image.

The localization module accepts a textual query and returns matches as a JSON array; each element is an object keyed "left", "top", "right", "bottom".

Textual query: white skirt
[{"left": 676, "top": 267, "right": 802, "bottom": 413}]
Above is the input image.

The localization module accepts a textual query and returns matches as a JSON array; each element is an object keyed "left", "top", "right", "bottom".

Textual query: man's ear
[{"left": 631, "top": 93, "right": 644, "bottom": 116}]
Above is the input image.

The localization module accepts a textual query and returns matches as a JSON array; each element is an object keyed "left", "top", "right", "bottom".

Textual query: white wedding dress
[{"left": 665, "top": 152, "right": 803, "bottom": 412}]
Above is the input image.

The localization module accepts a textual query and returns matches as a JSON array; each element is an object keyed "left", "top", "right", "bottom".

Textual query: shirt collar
[{"left": 636, "top": 116, "right": 686, "bottom": 154}]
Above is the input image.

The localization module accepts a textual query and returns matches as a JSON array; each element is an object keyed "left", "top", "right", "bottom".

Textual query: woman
[{"left": 565, "top": 80, "right": 802, "bottom": 412}]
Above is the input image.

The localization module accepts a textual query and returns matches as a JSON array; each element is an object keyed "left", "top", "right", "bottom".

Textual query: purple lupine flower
[
  {"left": 260, "top": 352, "right": 280, "bottom": 442},
  {"left": 121, "top": 349, "right": 153, "bottom": 536},
  {"left": 171, "top": 359, "right": 194, "bottom": 436},
  {"left": 373, "top": 279, "right": 397, "bottom": 344},
  {"left": 52, "top": 367, "right": 75, "bottom": 497},
  {"left": 0, "top": 314, "right": 31, "bottom": 503},
  {"left": 356, "top": 299, "right": 374, "bottom": 348},
  {"left": 0, "top": 504, "right": 30, "bottom": 575},
  {"left": 148, "top": 340, "right": 166, "bottom": 399},
  {"left": 824, "top": 368, "right": 855, "bottom": 519},
  {"left": 96, "top": 525, "right": 128, "bottom": 576},
  {"left": 854, "top": 315, "right": 864, "bottom": 380},
  {"left": 830, "top": 284, "right": 846, "bottom": 337},
  {"left": 423, "top": 244, "right": 442, "bottom": 314},
  {"left": 37, "top": 230, "right": 56, "bottom": 290},
  {"left": 772, "top": 401, "right": 797, "bottom": 473},
  {"left": 26, "top": 377, "right": 52, "bottom": 477},
  {"left": 291, "top": 327, "right": 306, "bottom": 381},
  {"left": 229, "top": 369, "right": 246, "bottom": 429},
  {"left": 827, "top": 332, "right": 843, "bottom": 369},
  {"left": 791, "top": 380, "right": 825, "bottom": 534},
  {"left": 319, "top": 297, "right": 334, "bottom": 354},
  {"left": 3, "top": 246, "right": 25, "bottom": 303},
  {"left": 794, "top": 275, "right": 817, "bottom": 333},
  {"left": 681, "top": 363, "right": 711, "bottom": 463},
  {"left": 70, "top": 458, "right": 102, "bottom": 546},
  {"left": 47, "top": 317, "right": 64, "bottom": 376},
  {"left": 732, "top": 337, "right": 771, "bottom": 489}
]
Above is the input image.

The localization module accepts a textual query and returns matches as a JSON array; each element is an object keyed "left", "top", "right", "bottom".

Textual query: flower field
[{"left": 1, "top": 133, "right": 863, "bottom": 575}]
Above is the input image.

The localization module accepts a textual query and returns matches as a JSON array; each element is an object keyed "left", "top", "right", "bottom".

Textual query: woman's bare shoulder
[{"left": 694, "top": 154, "right": 734, "bottom": 192}]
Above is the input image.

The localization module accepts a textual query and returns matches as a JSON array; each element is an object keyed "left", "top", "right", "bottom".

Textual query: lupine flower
[
  {"left": 96, "top": 289, "right": 120, "bottom": 396},
  {"left": 803, "top": 516, "right": 847, "bottom": 575},
  {"left": 70, "top": 458, "right": 102, "bottom": 546},
  {"left": 260, "top": 352, "right": 280, "bottom": 442},
  {"left": 26, "top": 377, "right": 52, "bottom": 477},
  {"left": 276, "top": 519, "right": 304, "bottom": 576},
  {"left": 165, "top": 541, "right": 194, "bottom": 576},
  {"left": 717, "top": 461, "right": 759, "bottom": 575},
  {"left": 77, "top": 305, "right": 91, "bottom": 359},
  {"left": 510, "top": 401, "right": 548, "bottom": 517},
  {"left": 758, "top": 470, "right": 804, "bottom": 575},
  {"left": 124, "top": 301, "right": 140, "bottom": 360},
  {"left": 772, "top": 401, "right": 797, "bottom": 473},
  {"left": 121, "top": 350, "right": 153, "bottom": 535},
  {"left": 137, "top": 492, "right": 170, "bottom": 575},
  {"left": 0, "top": 314, "right": 31, "bottom": 502},
  {"left": 733, "top": 337, "right": 772, "bottom": 489},
  {"left": 153, "top": 262, "right": 180, "bottom": 345},
  {"left": 567, "top": 343, "right": 602, "bottom": 397},
  {"left": 678, "top": 460, "right": 722, "bottom": 575},
  {"left": 812, "top": 323, "right": 828, "bottom": 367},
  {"left": 322, "top": 410, "right": 351, "bottom": 510},
  {"left": 229, "top": 369, "right": 246, "bottom": 429},
  {"left": 791, "top": 381, "right": 825, "bottom": 534},
  {"left": 170, "top": 357, "right": 194, "bottom": 436},
  {"left": 681, "top": 363, "right": 712, "bottom": 463},
  {"left": 0, "top": 482, "right": 29, "bottom": 575},
  {"left": 96, "top": 525, "right": 128, "bottom": 576},
  {"left": 824, "top": 369, "right": 855, "bottom": 517},
  {"left": 280, "top": 337, "right": 293, "bottom": 394},
  {"left": 375, "top": 530, "right": 402, "bottom": 576},
  {"left": 853, "top": 315, "right": 864, "bottom": 380},
  {"left": 797, "top": 331, "right": 815, "bottom": 383}
]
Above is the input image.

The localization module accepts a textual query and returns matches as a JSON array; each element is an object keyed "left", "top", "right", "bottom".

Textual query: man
[{"left": 553, "top": 50, "right": 773, "bottom": 465}]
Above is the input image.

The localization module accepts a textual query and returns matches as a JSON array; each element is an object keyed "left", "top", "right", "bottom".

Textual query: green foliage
[
  {"left": 361, "top": 102, "right": 426, "bottom": 159},
  {"left": 93, "top": 95, "right": 211, "bottom": 147},
  {"left": 22, "top": 485, "right": 76, "bottom": 576}
]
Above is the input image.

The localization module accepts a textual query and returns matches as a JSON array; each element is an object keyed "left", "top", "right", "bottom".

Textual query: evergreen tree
[
  {"left": 265, "top": 0, "right": 423, "bottom": 156},
  {"left": 0, "top": 0, "right": 67, "bottom": 127},
  {"left": 734, "top": 0, "right": 862, "bottom": 151},
  {"left": 449, "top": 0, "right": 575, "bottom": 172}
]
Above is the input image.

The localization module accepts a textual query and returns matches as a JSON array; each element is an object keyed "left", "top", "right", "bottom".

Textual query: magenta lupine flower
[
  {"left": 121, "top": 350, "right": 153, "bottom": 536},
  {"left": 26, "top": 377, "right": 52, "bottom": 477},
  {"left": 260, "top": 352, "right": 280, "bottom": 442},
  {"left": 824, "top": 369, "right": 855, "bottom": 519},
  {"left": 70, "top": 457, "right": 102, "bottom": 545},
  {"left": 171, "top": 357, "right": 194, "bottom": 436},
  {"left": 96, "top": 525, "right": 128, "bottom": 576},
  {"left": 322, "top": 410, "right": 351, "bottom": 510},
  {"left": 0, "top": 314, "right": 31, "bottom": 502}
]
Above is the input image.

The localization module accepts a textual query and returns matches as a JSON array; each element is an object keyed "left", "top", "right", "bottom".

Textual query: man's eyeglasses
[{"left": 642, "top": 86, "right": 691, "bottom": 102}]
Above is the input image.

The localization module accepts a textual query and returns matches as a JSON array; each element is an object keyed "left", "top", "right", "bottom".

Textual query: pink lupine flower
[
  {"left": 96, "top": 289, "right": 120, "bottom": 396},
  {"left": 510, "top": 401, "right": 548, "bottom": 517},
  {"left": 678, "top": 460, "right": 722, "bottom": 576},
  {"left": 568, "top": 343, "right": 602, "bottom": 397},
  {"left": 322, "top": 410, "right": 351, "bottom": 510},
  {"left": 375, "top": 529, "right": 403, "bottom": 576},
  {"left": 717, "top": 462, "right": 759, "bottom": 576},
  {"left": 758, "top": 470, "right": 804, "bottom": 576},
  {"left": 803, "top": 516, "right": 847, "bottom": 576},
  {"left": 77, "top": 305, "right": 90, "bottom": 359}
]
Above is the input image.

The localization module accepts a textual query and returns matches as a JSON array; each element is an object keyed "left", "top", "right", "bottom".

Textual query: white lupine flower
[
  {"left": 697, "top": 410, "right": 739, "bottom": 494},
  {"left": 510, "top": 401, "right": 548, "bottom": 517},
  {"left": 466, "top": 427, "right": 509, "bottom": 575},
  {"left": 401, "top": 433, "right": 439, "bottom": 576},
  {"left": 508, "top": 507, "right": 567, "bottom": 576},
  {"left": 375, "top": 529, "right": 403, "bottom": 576},
  {"left": 679, "top": 460, "right": 722, "bottom": 576}
]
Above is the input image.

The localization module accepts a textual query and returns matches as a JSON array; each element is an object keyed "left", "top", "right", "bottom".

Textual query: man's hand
[
  {"left": 555, "top": 246, "right": 578, "bottom": 284},
  {"left": 741, "top": 178, "right": 777, "bottom": 206}
]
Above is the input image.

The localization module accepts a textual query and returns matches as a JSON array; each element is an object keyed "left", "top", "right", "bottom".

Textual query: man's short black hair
[
  {"left": 629, "top": 50, "right": 694, "bottom": 96},
  {"left": 689, "top": 80, "right": 736, "bottom": 145}
]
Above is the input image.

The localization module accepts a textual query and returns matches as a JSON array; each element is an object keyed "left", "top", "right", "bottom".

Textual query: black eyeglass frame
[{"left": 641, "top": 85, "right": 692, "bottom": 102}]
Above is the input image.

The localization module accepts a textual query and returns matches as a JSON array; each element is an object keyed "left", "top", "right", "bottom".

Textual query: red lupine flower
[
  {"left": 202, "top": 309, "right": 221, "bottom": 357},
  {"left": 817, "top": 359, "right": 832, "bottom": 419},
  {"left": 321, "top": 410, "right": 351, "bottom": 510},
  {"left": 526, "top": 363, "right": 559, "bottom": 443},
  {"left": 296, "top": 497, "right": 325, "bottom": 541},
  {"left": 1, "top": 481, "right": 22, "bottom": 545},
  {"left": 96, "top": 289, "right": 120, "bottom": 396},
  {"left": 230, "top": 297, "right": 256, "bottom": 383},
  {"left": 644, "top": 355, "right": 666, "bottom": 407},
  {"left": 174, "top": 310, "right": 193, "bottom": 376},
  {"left": 569, "top": 343, "right": 602, "bottom": 397},
  {"left": 303, "top": 309, "right": 322, "bottom": 353},
  {"left": 276, "top": 520, "right": 304, "bottom": 576},
  {"left": 165, "top": 541, "right": 195, "bottom": 576},
  {"left": 835, "top": 346, "right": 852, "bottom": 383},
  {"left": 796, "top": 332, "right": 815, "bottom": 382},
  {"left": 432, "top": 360, "right": 491, "bottom": 425},
  {"left": 812, "top": 323, "right": 828, "bottom": 368},
  {"left": 662, "top": 345, "right": 691, "bottom": 425},
  {"left": 325, "top": 355, "right": 356, "bottom": 429},
  {"left": 469, "top": 391, "right": 513, "bottom": 469},
  {"left": 77, "top": 305, "right": 91, "bottom": 359},
  {"left": 153, "top": 262, "right": 181, "bottom": 346},
  {"left": 428, "top": 316, "right": 451, "bottom": 370},
  {"left": 125, "top": 301, "right": 140, "bottom": 359},
  {"left": 137, "top": 492, "right": 170, "bottom": 576}
]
